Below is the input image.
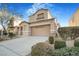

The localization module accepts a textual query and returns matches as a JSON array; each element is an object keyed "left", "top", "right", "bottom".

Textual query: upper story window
[{"left": 37, "top": 13, "right": 44, "bottom": 20}]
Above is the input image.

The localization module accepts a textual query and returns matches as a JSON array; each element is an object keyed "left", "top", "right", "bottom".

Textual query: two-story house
[{"left": 18, "top": 9, "right": 60, "bottom": 36}]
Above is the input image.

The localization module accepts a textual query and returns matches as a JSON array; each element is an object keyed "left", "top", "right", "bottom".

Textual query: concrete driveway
[{"left": 0, "top": 36, "right": 48, "bottom": 56}]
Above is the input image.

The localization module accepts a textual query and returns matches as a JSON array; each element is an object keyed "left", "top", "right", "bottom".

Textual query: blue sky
[{"left": 0, "top": 3, "right": 79, "bottom": 27}]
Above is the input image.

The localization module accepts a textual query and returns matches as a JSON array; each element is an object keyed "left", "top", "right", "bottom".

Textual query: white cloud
[
  {"left": 23, "top": 3, "right": 54, "bottom": 21},
  {"left": 27, "top": 3, "right": 46, "bottom": 15}
]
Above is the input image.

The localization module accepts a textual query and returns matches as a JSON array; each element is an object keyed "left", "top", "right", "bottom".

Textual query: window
[{"left": 37, "top": 13, "right": 44, "bottom": 20}]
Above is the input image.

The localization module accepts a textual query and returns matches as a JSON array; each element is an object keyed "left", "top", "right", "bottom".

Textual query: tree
[
  {"left": 7, "top": 16, "right": 14, "bottom": 33},
  {"left": 0, "top": 4, "right": 12, "bottom": 34},
  {"left": 0, "top": 4, "right": 23, "bottom": 36}
]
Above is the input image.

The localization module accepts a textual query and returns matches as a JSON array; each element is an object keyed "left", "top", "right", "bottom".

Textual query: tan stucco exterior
[
  {"left": 29, "top": 9, "right": 59, "bottom": 36},
  {"left": 18, "top": 9, "right": 60, "bottom": 36},
  {"left": 69, "top": 8, "right": 79, "bottom": 26},
  {"left": 19, "top": 21, "right": 29, "bottom": 36},
  {"left": 29, "top": 9, "right": 52, "bottom": 22}
]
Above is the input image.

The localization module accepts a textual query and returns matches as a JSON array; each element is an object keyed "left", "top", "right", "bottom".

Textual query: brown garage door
[{"left": 31, "top": 25, "right": 50, "bottom": 36}]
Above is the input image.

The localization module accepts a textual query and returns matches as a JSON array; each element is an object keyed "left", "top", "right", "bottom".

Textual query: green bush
[
  {"left": 55, "top": 41, "right": 66, "bottom": 49},
  {"left": 31, "top": 42, "right": 53, "bottom": 56},
  {"left": 74, "top": 40, "right": 79, "bottom": 47},
  {"left": 51, "top": 47, "right": 79, "bottom": 56},
  {"left": 31, "top": 42, "right": 79, "bottom": 56},
  {"left": 49, "top": 36, "right": 54, "bottom": 44}
]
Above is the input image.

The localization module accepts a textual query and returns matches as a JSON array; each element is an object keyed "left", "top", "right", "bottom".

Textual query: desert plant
[
  {"left": 74, "top": 40, "right": 79, "bottom": 47},
  {"left": 49, "top": 36, "right": 54, "bottom": 44},
  {"left": 58, "top": 27, "right": 79, "bottom": 40},
  {"left": 51, "top": 47, "right": 79, "bottom": 56},
  {"left": 31, "top": 42, "right": 53, "bottom": 56},
  {"left": 55, "top": 40, "right": 66, "bottom": 49}
]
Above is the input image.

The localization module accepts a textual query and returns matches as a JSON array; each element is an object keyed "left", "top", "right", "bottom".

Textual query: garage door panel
[{"left": 31, "top": 25, "right": 50, "bottom": 36}]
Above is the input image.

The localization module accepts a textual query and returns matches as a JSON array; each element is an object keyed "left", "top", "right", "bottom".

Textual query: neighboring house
[
  {"left": 69, "top": 8, "right": 79, "bottom": 26},
  {"left": 17, "top": 9, "right": 60, "bottom": 36},
  {"left": 7, "top": 15, "right": 22, "bottom": 34}
]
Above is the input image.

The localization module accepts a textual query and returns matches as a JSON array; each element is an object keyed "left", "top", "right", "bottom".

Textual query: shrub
[
  {"left": 51, "top": 47, "right": 79, "bottom": 56},
  {"left": 3, "top": 31, "right": 8, "bottom": 35},
  {"left": 74, "top": 40, "right": 79, "bottom": 47},
  {"left": 55, "top": 40, "right": 66, "bottom": 49},
  {"left": 31, "top": 42, "right": 79, "bottom": 56},
  {"left": 49, "top": 36, "right": 54, "bottom": 44},
  {"left": 31, "top": 42, "right": 53, "bottom": 56},
  {"left": 58, "top": 26, "right": 79, "bottom": 40},
  {"left": 8, "top": 32, "right": 16, "bottom": 38}
]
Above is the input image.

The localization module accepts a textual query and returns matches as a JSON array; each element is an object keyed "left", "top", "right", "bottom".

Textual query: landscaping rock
[{"left": 66, "top": 40, "right": 74, "bottom": 48}]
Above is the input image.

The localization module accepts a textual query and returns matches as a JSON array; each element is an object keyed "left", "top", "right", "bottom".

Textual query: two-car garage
[{"left": 31, "top": 25, "right": 50, "bottom": 36}]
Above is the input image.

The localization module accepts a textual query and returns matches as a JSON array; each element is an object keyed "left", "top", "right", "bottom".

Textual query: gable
[
  {"left": 29, "top": 9, "right": 53, "bottom": 22},
  {"left": 19, "top": 21, "right": 29, "bottom": 26}
]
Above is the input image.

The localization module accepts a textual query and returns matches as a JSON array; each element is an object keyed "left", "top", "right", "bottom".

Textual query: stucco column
[
  {"left": 50, "top": 22, "right": 54, "bottom": 36},
  {"left": 18, "top": 27, "right": 21, "bottom": 36},
  {"left": 29, "top": 27, "right": 32, "bottom": 36},
  {"left": 50, "top": 21, "right": 56, "bottom": 37}
]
